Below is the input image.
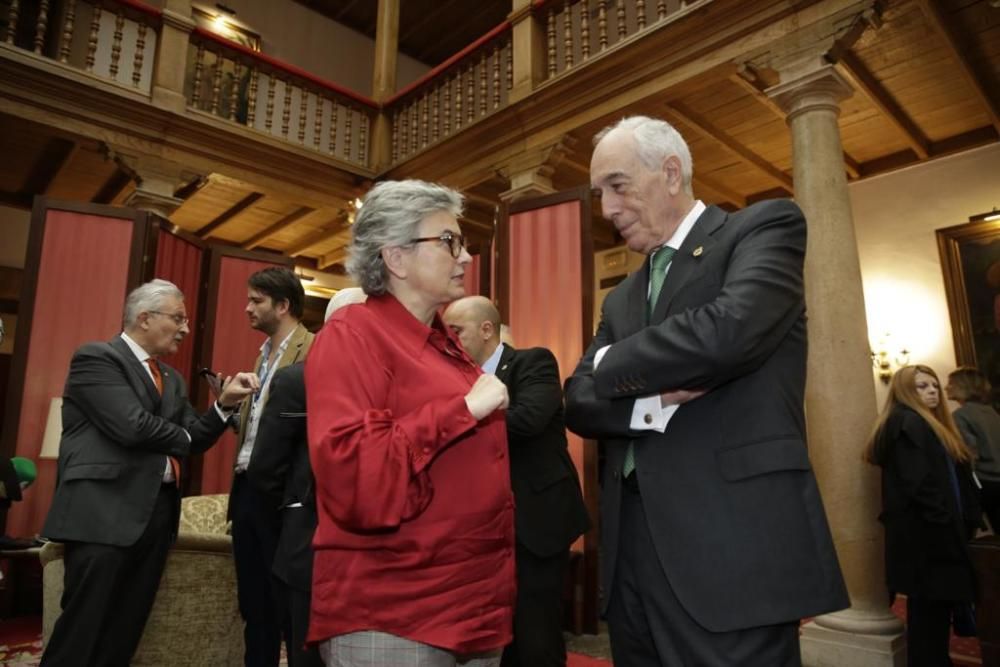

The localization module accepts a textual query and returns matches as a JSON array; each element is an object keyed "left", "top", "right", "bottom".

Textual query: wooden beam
[
  {"left": 730, "top": 71, "right": 860, "bottom": 179},
  {"left": 21, "top": 138, "right": 77, "bottom": 196},
  {"left": 664, "top": 103, "right": 794, "bottom": 191},
  {"left": 832, "top": 51, "right": 930, "bottom": 159},
  {"left": 195, "top": 192, "right": 265, "bottom": 238},
  {"left": 242, "top": 206, "right": 315, "bottom": 250},
  {"left": 317, "top": 246, "right": 350, "bottom": 270},
  {"left": 693, "top": 174, "right": 745, "bottom": 209},
  {"left": 91, "top": 169, "right": 133, "bottom": 205},
  {"left": 174, "top": 176, "right": 207, "bottom": 200},
  {"left": 284, "top": 213, "right": 350, "bottom": 256},
  {"left": 915, "top": 0, "right": 1000, "bottom": 134}
]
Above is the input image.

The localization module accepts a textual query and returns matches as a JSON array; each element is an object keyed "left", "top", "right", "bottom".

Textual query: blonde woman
[{"left": 864, "top": 365, "right": 981, "bottom": 666}]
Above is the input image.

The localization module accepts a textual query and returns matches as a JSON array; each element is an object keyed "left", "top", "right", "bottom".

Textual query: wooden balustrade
[
  {"left": 2, "top": 0, "right": 159, "bottom": 92},
  {"left": 385, "top": 22, "right": 512, "bottom": 163},
  {"left": 539, "top": 0, "right": 709, "bottom": 80},
  {"left": 186, "top": 28, "right": 377, "bottom": 168}
]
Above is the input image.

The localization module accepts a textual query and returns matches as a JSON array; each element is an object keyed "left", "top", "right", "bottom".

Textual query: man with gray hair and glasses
[{"left": 41, "top": 279, "right": 259, "bottom": 667}]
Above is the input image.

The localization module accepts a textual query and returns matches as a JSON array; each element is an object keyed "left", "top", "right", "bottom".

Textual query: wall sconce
[
  {"left": 970, "top": 208, "right": 1000, "bottom": 223},
  {"left": 870, "top": 334, "right": 910, "bottom": 384}
]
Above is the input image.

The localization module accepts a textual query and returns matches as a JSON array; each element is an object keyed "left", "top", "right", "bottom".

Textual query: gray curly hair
[{"left": 347, "top": 180, "right": 464, "bottom": 295}]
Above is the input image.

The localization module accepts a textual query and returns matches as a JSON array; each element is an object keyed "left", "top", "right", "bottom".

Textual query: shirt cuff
[
  {"left": 594, "top": 345, "right": 611, "bottom": 370},
  {"left": 213, "top": 402, "right": 232, "bottom": 422},
  {"left": 629, "top": 395, "right": 680, "bottom": 433}
]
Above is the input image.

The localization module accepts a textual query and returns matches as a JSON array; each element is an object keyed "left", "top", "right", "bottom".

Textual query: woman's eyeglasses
[{"left": 409, "top": 231, "right": 466, "bottom": 258}]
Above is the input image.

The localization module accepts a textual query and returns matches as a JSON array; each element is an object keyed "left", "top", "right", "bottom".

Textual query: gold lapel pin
[{"left": 693, "top": 246, "right": 704, "bottom": 257}]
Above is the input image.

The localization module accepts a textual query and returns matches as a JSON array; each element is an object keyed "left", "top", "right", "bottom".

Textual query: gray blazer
[
  {"left": 42, "top": 337, "right": 228, "bottom": 546},
  {"left": 565, "top": 200, "right": 849, "bottom": 632}
]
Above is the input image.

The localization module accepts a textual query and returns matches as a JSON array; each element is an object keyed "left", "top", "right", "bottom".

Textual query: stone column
[
  {"left": 370, "top": 0, "right": 400, "bottom": 172},
  {"left": 769, "top": 65, "right": 905, "bottom": 666},
  {"left": 151, "top": 0, "right": 195, "bottom": 113},
  {"left": 507, "top": 0, "right": 546, "bottom": 104},
  {"left": 497, "top": 135, "right": 576, "bottom": 202},
  {"left": 115, "top": 152, "right": 186, "bottom": 218}
]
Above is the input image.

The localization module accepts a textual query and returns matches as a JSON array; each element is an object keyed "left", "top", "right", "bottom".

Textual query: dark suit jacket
[
  {"left": 247, "top": 363, "right": 315, "bottom": 592},
  {"left": 876, "top": 404, "right": 979, "bottom": 602},
  {"left": 42, "top": 336, "right": 228, "bottom": 546},
  {"left": 495, "top": 345, "right": 590, "bottom": 558},
  {"left": 565, "top": 199, "right": 848, "bottom": 632}
]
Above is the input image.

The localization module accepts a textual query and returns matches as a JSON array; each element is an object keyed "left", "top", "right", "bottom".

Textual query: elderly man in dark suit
[
  {"left": 565, "top": 116, "right": 849, "bottom": 666},
  {"left": 443, "top": 295, "right": 590, "bottom": 667},
  {"left": 40, "top": 279, "right": 258, "bottom": 667}
]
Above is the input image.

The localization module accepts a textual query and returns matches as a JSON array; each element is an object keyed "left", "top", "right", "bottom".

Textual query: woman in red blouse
[{"left": 305, "top": 180, "right": 515, "bottom": 666}]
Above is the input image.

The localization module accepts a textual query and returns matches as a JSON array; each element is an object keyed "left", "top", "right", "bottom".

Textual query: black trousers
[
  {"left": 275, "top": 579, "right": 324, "bottom": 667},
  {"left": 980, "top": 479, "right": 1000, "bottom": 534},
  {"left": 231, "top": 473, "right": 289, "bottom": 667},
  {"left": 606, "top": 480, "right": 800, "bottom": 666},
  {"left": 41, "top": 485, "right": 176, "bottom": 667},
  {"left": 905, "top": 596, "right": 954, "bottom": 667},
  {"left": 500, "top": 544, "right": 570, "bottom": 667}
]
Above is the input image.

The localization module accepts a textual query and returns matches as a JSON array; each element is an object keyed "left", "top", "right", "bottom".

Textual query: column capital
[
  {"left": 496, "top": 134, "right": 576, "bottom": 202},
  {"left": 766, "top": 65, "right": 853, "bottom": 123},
  {"left": 106, "top": 147, "right": 190, "bottom": 217}
]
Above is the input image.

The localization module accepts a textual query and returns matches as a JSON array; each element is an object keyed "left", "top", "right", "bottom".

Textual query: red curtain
[
  {"left": 463, "top": 253, "right": 481, "bottom": 297},
  {"left": 7, "top": 210, "right": 135, "bottom": 537},
  {"left": 506, "top": 200, "right": 586, "bottom": 497},
  {"left": 198, "top": 255, "right": 286, "bottom": 495},
  {"left": 154, "top": 232, "right": 204, "bottom": 386}
]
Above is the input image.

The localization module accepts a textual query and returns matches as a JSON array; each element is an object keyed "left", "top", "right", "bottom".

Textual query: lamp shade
[{"left": 39, "top": 397, "right": 63, "bottom": 459}]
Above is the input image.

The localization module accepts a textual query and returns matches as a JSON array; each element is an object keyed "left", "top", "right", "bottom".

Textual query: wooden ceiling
[
  {"left": 1, "top": 0, "right": 998, "bottom": 277},
  {"left": 293, "top": 0, "right": 512, "bottom": 66}
]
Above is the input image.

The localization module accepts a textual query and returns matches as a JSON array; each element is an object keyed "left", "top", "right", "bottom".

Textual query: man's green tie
[{"left": 623, "top": 246, "right": 676, "bottom": 478}]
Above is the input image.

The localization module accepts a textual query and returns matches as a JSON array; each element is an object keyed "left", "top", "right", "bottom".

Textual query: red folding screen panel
[{"left": 154, "top": 229, "right": 205, "bottom": 387}]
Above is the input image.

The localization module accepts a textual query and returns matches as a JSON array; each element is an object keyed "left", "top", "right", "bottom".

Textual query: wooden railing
[
  {"left": 539, "top": 0, "right": 710, "bottom": 80},
  {"left": 186, "top": 28, "right": 378, "bottom": 169},
  {"left": 384, "top": 22, "right": 513, "bottom": 163},
  {"left": 1, "top": 0, "right": 160, "bottom": 92}
]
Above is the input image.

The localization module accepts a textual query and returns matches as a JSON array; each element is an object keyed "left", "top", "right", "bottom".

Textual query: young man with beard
[{"left": 230, "top": 266, "right": 314, "bottom": 667}]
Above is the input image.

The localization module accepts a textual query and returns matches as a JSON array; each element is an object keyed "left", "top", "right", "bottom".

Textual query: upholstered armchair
[{"left": 41, "top": 494, "right": 243, "bottom": 666}]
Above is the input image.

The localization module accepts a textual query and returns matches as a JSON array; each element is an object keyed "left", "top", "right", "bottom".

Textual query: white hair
[
  {"left": 325, "top": 287, "right": 367, "bottom": 321},
  {"left": 594, "top": 116, "right": 694, "bottom": 196},
  {"left": 123, "top": 279, "right": 184, "bottom": 328}
]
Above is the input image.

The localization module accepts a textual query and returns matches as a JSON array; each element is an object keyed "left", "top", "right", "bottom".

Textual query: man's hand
[
  {"left": 218, "top": 372, "right": 260, "bottom": 409},
  {"left": 464, "top": 374, "right": 510, "bottom": 420},
  {"left": 659, "top": 388, "right": 706, "bottom": 406}
]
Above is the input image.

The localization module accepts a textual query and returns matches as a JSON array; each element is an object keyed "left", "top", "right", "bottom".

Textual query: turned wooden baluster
[
  {"left": 5, "top": 0, "right": 18, "bottom": 45},
  {"left": 506, "top": 42, "right": 513, "bottom": 91},
  {"left": 59, "top": 0, "right": 76, "bottom": 63},
  {"left": 247, "top": 66, "right": 259, "bottom": 125},
  {"left": 358, "top": 114, "right": 368, "bottom": 164},
  {"left": 210, "top": 53, "right": 224, "bottom": 115},
  {"left": 281, "top": 80, "right": 292, "bottom": 137},
  {"left": 391, "top": 110, "right": 400, "bottom": 162},
  {"left": 298, "top": 87, "right": 308, "bottom": 143},
  {"left": 399, "top": 103, "right": 408, "bottom": 157},
  {"left": 431, "top": 87, "right": 440, "bottom": 143},
  {"left": 328, "top": 100, "right": 338, "bottom": 154},
  {"left": 265, "top": 75, "right": 276, "bottom": 131},
  {"left": 421, "top": 93, "right": 429, "bottom": 148},
  {"left": 546, "top": 8, "right": 556, "bottom": 77},
  {"left": 229, "top": 59, "right": 242, "bottom": 121},
  {"left": 411, "top": 100, "right": 419, "bottom": 153},
  {"left": 492, "top": 44, "right": 501, "bottom": 109},
  {"left": 109, "top": 8, "right": 124, "bottom": 78},
  {"left": 657, "top": 0, "right": 667, "bottom": 19},
  {"left": 466, "top": 64, "right": 474, "bottom": 123},
  {"left": 637, "top": 0, "right": 646, "bottom": 30},
  {"left": 33, "top": 0, "right": 50, "bottom": 55},
  {"left": 344, "top": 107, "right": 353, "bottom": 158},
  {"left": 581, "top": 0, "right": 590, "bottom": 61},
  {"left": 478, "top": 53, "right": 487, "bottom": 116},
  {"left": 191, "top": 42, "right": 205, "bottom": 106},
  {"left": 564, "top": 0, "right": 576, "bottom": 70},
  {"left": 314, "top": 94, "right": 323, "bottom": 149},
  {"left": 617, "top": 0, "right": 626, "bottom": 40},
  {"left": 132, "top": 21, "right": 147, "bottom": 87},
  {"left": 442, "top": 77, "right": 451, "bottom": 136},
  {"left": 597, "top": 1, "right": 608, "bottom": 52},
  {"left": 454, "top": 74, "right": 463, "bottom": 130}
]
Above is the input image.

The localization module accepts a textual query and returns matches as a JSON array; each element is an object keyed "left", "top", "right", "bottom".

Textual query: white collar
[{"left": 120, "top": 331, "right": 152, "bottom": 364}]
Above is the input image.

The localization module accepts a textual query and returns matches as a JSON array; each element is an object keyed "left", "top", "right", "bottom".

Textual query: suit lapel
[
  {"left": 494, "top": 345, "right": 516, "bottom": 384},
  {"left": 157, "top": 361, "right": 176, "bottom": 418},
  {"left": 277, "top": 323, "right": 310, "bottom": 371},
  {"left": 651, "top": 205, "right": 727, "bottom": 323},
  {"left": 622, "top": 262, "right": 650, "bottom": 340},
  {"left": 108, "top": 337, "right": 160, "bottom": 408}
]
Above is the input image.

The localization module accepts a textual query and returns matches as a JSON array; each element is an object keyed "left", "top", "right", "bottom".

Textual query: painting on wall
[{"left": 937, "top": 218, "right": 1000, "bottom": 404}]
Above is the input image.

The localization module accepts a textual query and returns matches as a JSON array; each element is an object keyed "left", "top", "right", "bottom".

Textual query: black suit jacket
[
  {"left": 495, "top": 346, "right": 590, "bottom": 558},
  {"left": 565, "top": 200, "right": 848, "bottom": 632},
  {"left": 877, "top": 404, "right": 979, "bottom": 602},
  {"left": 42, "top": 336, "right": 228, "bottom": 546},
  {"left": 247, "top": 363, "right": 315, "bottom": 591}
]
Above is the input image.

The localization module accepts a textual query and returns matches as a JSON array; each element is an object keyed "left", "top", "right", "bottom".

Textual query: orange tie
[{"left": 147, "top": 359, "right": 181, "bottom": 487}]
